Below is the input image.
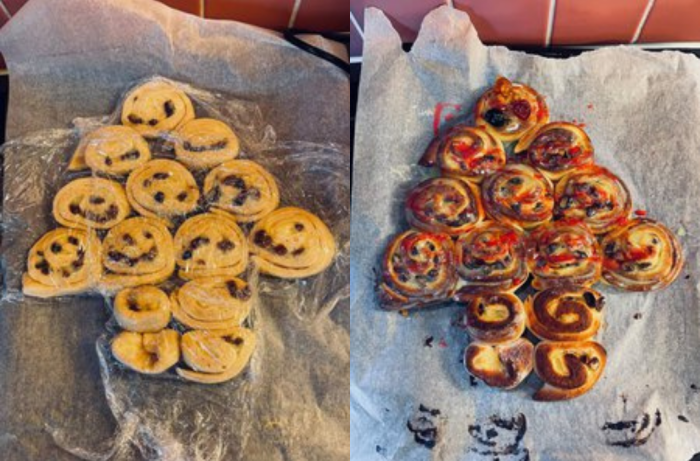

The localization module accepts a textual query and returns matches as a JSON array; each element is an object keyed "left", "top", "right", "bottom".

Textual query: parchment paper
[
  {"left": 351, "top": 6, "right": 700, "bottom": 461},
  {"left": 0, "top": 1, "right": 349, "bottom": 460}
]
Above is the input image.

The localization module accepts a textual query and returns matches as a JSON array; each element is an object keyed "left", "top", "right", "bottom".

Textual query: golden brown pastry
[
  {"left": 174, "top": 118, "right": 240, "bottom": 169},
  {"left": 464, "top": 338, "right": 534, "bottom": 389},
  {"left": 53, "top": 177, "right": 131, "bottom": 230},
  {"left": 601, "top": 218, "right": 683, "bottom": 291},
  {"left": 203, "top": 160, "right": 279, "bottom": 222},
  {"left": 378, "top": 230, "right": 458, "bottom": 310},
  {"left": 405, "top": 177, "right": 484, "bottom": 236},
  {"left": 170, "top": 277, "right": 252, "bottom": 330},
  {"left": 249, "top": 207, "right": 335, "bottom": 279},
  {"left": 176, "top": 327, "right": 256, "bottom": 384},
  {"left": 475, "top": 76, "right": 549, "bottom": 143},
  {"left": 174, "top": 213, "right": 249, "bottom": 280},
  {"left": 456, "top": 289, "right": 526, "bottom": 344},
  {"left": 113, "top": 285, "right": 172, "bottom": 333},
  {"left": 481, "top": 163, "right": 554, "bottom": 229},
  {"left": 525, "top": 286, "right": 604, "bottom": 342},
  {"left": 112, "top": 329, "right": 180, "bottom": 374},
  {"left": 23, "top": 228, "right": 102, "bottom": 298},
  {"left": 533, "top": 340, "right": 606, "bottom": 401},
  {"left": 121, "top": 80, "right": 195, "bottom": 137},
  {"left": 69, "top": 125, "right": 151, "bottom": 175},
  {"left": 455, "top": 221, "right": 528, "bottom": 292}
]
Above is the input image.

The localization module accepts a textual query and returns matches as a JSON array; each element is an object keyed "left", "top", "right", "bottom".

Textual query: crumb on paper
[
  {"left": 587, "top": 103, "right": 594, "bottom": 109},
  {"left": 678, "top": 415, "right": 689, "bottom": 423},
  {"left": 438, "top": 338, "right": 448, "bottom": 348},
  {"left": 633, "top": 313, "right": 642, "bottom": 320},
  {"left": 424, "top": 336, "right": 434, "bottom": 348},
  {"left": 678, "top": 225, "right": 687, "bottom": 236},
  {"left": 399, "top": 309, "right": 409, "bottom": 318}
]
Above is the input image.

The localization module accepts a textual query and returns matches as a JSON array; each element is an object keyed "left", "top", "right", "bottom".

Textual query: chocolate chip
[
  {"left": 127, "top": 114, "right": 144, "bottom": 124},
  {"left": 89, "top": 196, "right": 105, "bottom": 205},
  {"left": 153, "top": 192, "right": 165, "bottom": 203},
  {"left": 295, "top": 223, "right": 305, "bottom": 231},
  {"left": 273, "top": 244, "right": 288, "bottom": 255},
  {"left": 69, "top": 204, "right": 81, "bottom": 215},
  {"left": 164, "top": 100, "right": 175, "bottom": 117},
  {"left": 176, "top": 192, "right": 188, "bottom": 202},
  {"left": 181, "top": 250, "right": 192, "bottom": 260},
  {"left": 122, "top": 234, "right": 135, "bottom": 245},
  {"left": 292, "top": 247, "right": 305, "bottom": 256},
  {"left": 217, "top": 239, "right": 235, "bottom": 252},
  {"left": 51, "top": 243, "right": 62, "bottom": 254},
  {"left": 121, "top": 149, "right": 141, "bottom": 161}
]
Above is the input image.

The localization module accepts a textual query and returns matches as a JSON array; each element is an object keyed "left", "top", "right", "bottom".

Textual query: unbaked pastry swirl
[
  {"left": 203, "top": 160, "right": 280, "bottom": 222},
  {"left": 53, "top": 178, "right": 131, "bottom": 230},
  {"left": 23, "top": 228, "right": 102, "bottom": 298},
  {"left": 112, "top": 329, "right": 180, "bottom": 374},
  {"left": 455, "top": 221, "right": 528, "bottom": 292},
  {"left": 177, "top": 327, "right": 256, "bottom": 384},
  {"left": 533, "top": 340, "right": 607, "bottom": 401},
  {"left": 601, "top": 218, "right": 683, "bottom": 291},
  {"left": 456, "top": 289, "right": 526, "bottom": 344},
  {"left": 378, "top": 230, "right": 457, "bottom": 310},
  {"left": 174, "top": 118, "right": 241, "bottom": 169},
  {"left": 126, "top": 159, "right": 200, "bottom": 225},
  {"left": 113, "top": 285, "right": 172, "bottom": 333},
  {"left": 514, "top": 122, "right": 594, "bottom": 181},
  {"left": 420, "top": 125, "right": 506, "bottom": 182},
  {"left": 69, "top": 125, "right": 151, "bottom": 175},
  {"left": 527, "top": 220, "right": 602, "bottom": 290},
  {"left": 481, "top": 163, "right": 554, "bottom": 229},
  {"left": 554, "top": 166, "right": 632, "bottom": 234},
  {"left": 170, "top": 276, "right": 252, "bottom": 330},
  {"left": 475, "top": 76, "right": 549, "bottom": 143},
  {"left": 100, "top": 217, "right": 175, "bottom": 291},
  {"left": 121, "top": 80, "right": 195, "bottom": 137},
  {"left": 249, "top": 207, "right": 336, "bottom": 279},
  {"left": 464, "top": 338, "right": 534, "bottom": 389},
  {"left": 525, "top": 286, "right": 604, "bottom": 342},
  {"left": 174, "top": 213, "right": 249, "bottom": 279},
  {"left": 405, "top": 177, "right": 484, "bottom": 235}
]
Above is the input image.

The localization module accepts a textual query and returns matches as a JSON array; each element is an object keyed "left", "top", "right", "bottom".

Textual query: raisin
[
  {"left": 153, "top": 172, "right": 170, "bottom": 180},
  {"left": 128, "top": 114, "right": 144, "bottom": 124},
  {"left": 510, "top": 100, "right": 531, "bottom": 120},
  {"left": 69, "top": 204, "right": 81, "bottom": 215},
  {"left": 128, "top": 302, "right": 140, "bottom": 312},
  {"left": 583, "top": 291, "right": 598, "bottom": 309},
  {"left": 89, "top": 196, "right": 105, "bottom": 205},
  {"left": 105, "top": 157, "right": 113, "bottom": 166},
  {"left": 142, "top": 247, "right": 158, "bottom": 262},
  {"left": 483, "top": 108, "right": 508, "bottom": 128},
  {"left": 51, "top": 243, "right": 62, "bottom": 254},
  {"left": 148, "top": 119, "right": 159, "bottom": 126},
  {"left": 574, "top": 250, "right": 588, "bottom": 259},
  {"left": 507, "top": 177, "right": 523, "bottom": 185},
  {"left": 154, "top": 192, "right": 165, "bottom": 203},
  {"left": 144, "top": 231, "right": 153, "bottom": 239},
  {"left": 164, "top": 100, "right": 175, "bottom": 117},
  {"left": 427, "top": 269, "right": 439, "bottom": 280},
  {"left": 222, "top": 175, "right": 246, "bottom": 189},
  {"left": 176, "top": 192, "right": 188, "bottom": 202},
  {"left": 510, "top": 203, "right": 522, "bottom": 214},
  {"left": 273, "top": 244, "right": 288, "bottom": 255},
  {"left": 181, "top": 250, "right": 192, "bottom": 260},
  {"left": 123, "top": 234, "right": 135, "bottom": 245},
  {"left": 108, "top": 251, "right": 126, "bottom": 262},
  {"left": 254, "top": 230, "right": 273, "bottom": 248},
  {"left": 189, "top": 236, "right": 210, "bottom": 250},
  {"left": 295, "top": 223, "right": 305, "bottom": 231},
  {"left": 224, "top": 336, "right": 245, "bottom": 346},
  {"left": 217, "top": 239, "right": 235, "bottom": 252},
  {"left": 292, "top": 247, "right": 305, "bottom": 256},
  {"left": 121, "top": 149, "right": 141, "bottom": 161}
]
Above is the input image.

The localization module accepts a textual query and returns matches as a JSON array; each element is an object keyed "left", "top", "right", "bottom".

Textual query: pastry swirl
[
  {"left": 456, "top": 289, "right": 526, "bottom": 344},
  {"left": 249, "top": 207, "right": 335, "bottom": 279},
  {"left": 70, "top": 126, "right": 151, "bottom": 175},
  {"left": 126, "top": 159, "right": 200, "bottom": 224},
  {"left": 405, "top": 177, "right": 484, "bottom": 235},
  {"left": 534, "top": 340, "right": 607, "bottom": 401},
  {"left": 100, "top": 217, "right": 175, "bottom": 290},
  {"left": 514, "top": 122, "right": 594, "bottom": 181},
  {"left": 475, "top": 76, "right": 549, "bottom": 143},
  {"left": 526, "top": 286, "right": 604, "bottom": 342},
  {"left": 378, "top": 230, "right": 457, "bottom": 310},
  {"left": 177, "top": 327, "right": 256, "bottom": 384},
  {"left": 23, "top": 228, "right": 102, "bottom": 298},
  {"left": 112, "top": 329, "right": 180, "bottom": 375},
  {"left": 174, "top": 118, "right": 240, "bottom": 169},
  {"left": 174, "top": 213, "right": 249, "bottom": 280},
  {"left": 203, "top": 160, "right": 279, "bottom": 222},
  {"left": 455, "top": 221, "right": 528, "bottom": 292},
  {"left": 114, "top": 285, "right": 172, "bottom": 333},
  {"left": 527, "top": 220, "right": 602, "bottom": 290},
  {"left": 464, "top": 338, "right": 534, "bottom": 389},
  {"left": 601, "top": 218, "right": 683, "bottom": 291},
  {"left": 170, "top": 276, "right": 252, "bottom": 330},
  {"left": 481, "top": 163, "right": 554, "bottom": 229},
  {"left": 53, "top": 178, "right": 131, "bottom": 230},
  {"left": 121, "top": 81, "right": 195, "bottom": 137}
]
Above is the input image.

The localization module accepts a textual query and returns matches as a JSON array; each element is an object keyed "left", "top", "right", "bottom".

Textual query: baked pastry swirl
[
  {"left": 100, "top": 217, "right": 175, "bottom": 290},
  {"left": 514, "top": 122, "right": 594, "bottom": 181},
  {"left": 554, "top": 166, "right": 632, "bottom": 234},
  {"left": 174, "top": 213, "right": 249, "bottom": 279},
  {"left": 126, "top": 159, "right": 200, "bottom": 225},
  {"left": 527, "top": 220, "right": 602, "bottom": 290},
  {"left": 456, "top": 289, "right": 526, "bottom": 344},
  {"left": 249, "top": 207, "right": 336, "bottom": 279},
  {"left": 112, "top": 329, "right": 180, "bottom": 374},
  {"left": 378, "top": 230, "right": 457, "bottom": 310},
  {"left": 174, "top": 118, "right": 240, "bottom": 169},
  {"left": 121, "top": 80, "right": 195, "bottom": 137},
  {"left": 455, "top": 222, "right": 528, "bottom": 292},
  {"left": 203, "top": 160, "right": 279, "bottom": 222},
  {"left": 23, "top": 228, "right": 102, "bottom": 298},
  {"left": 533, "top": 340, "right": 607, "bottom": 401},
  {"left": 464, "top": 338, "right": 534, "bottom": 389},
  {"left": 601, "top": 218, "right": 683, "bottom": 291},
  {"left": 525, "top": 286, "right": 604, "bottom": 342},
  {"left": 405, "top": 177, "right": 484, "bottom": 236},
  {"left": 475, "top": 76, "right": 549, "bottom": 143},
  {"left": 420, "top": 125, "right": 506, "bottom": 182},
  {"left": 113, "top": 285, "right": 172, "bottom": 333},
  {"left": 170, "top": 276, "right": 252, "bottom": 330},
  {"left": 53, "top": 178, "right": 131, "bottom": 230},
  {"left": 69, "top": 126, "right": 151, "bottom": 175},
  {"left": 481, "top": 163, "right": 554, "bottom": 229},
  {"left": 177, "top": 327, "right": 256, "bottom": 384}
]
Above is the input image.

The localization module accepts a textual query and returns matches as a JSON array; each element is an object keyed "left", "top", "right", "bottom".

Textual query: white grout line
[
  {"left": 631, "top": 0, "right": 655, "bottom": 44},
  {"left": 544, "top": 0, "right": 557, "bottom": 47},
  {"left": 350, "top": 56, "right": 363, "bottom": 64},
  {"left": 199, "top": 0, "right": 205, "bottom": 17},
  {"left": 288, "top": 0, "right": 302, "bottom": 29},
  {"left": 0, "top": 0, "right": 11, "bottom": 19},
  {"left": 350, "top": 11, "right": 364, "bottom": 40},
  {"left": 445, "top": 0, "right": 454, "bottom": 8}
]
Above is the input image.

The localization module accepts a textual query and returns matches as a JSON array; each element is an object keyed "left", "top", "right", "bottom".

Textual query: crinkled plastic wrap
[{"left": 1, "top": 78, "right": 350, "bottom": 460}]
